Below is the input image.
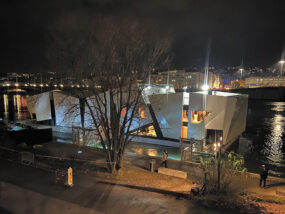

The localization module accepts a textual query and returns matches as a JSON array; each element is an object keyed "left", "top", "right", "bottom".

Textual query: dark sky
[{"left": 1, "top": 0, "right": 285, "bottom": 74}]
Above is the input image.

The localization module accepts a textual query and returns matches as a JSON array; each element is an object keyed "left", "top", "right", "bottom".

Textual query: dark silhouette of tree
[{"left": 46, "top": 12, "right": 171, "bottom": 173}]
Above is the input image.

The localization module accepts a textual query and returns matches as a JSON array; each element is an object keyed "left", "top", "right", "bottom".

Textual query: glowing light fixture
[{"left": 202, "top": 84, "right": 209, "bottom": 91}]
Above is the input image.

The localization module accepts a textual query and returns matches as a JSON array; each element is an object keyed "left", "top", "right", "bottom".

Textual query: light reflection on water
[
  {"left": 242, "top": 101, "right": 285, "bottom": 177},
  {"left": 264, "top": 113, "right": 284, "bottom": 165},
  {"left": 126, "top": 142, "right": 180, "bottom": 160}
]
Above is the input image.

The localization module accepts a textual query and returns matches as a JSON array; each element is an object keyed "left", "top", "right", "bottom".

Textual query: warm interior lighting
[
  {"left": 139, "top": 107, "right": 146, "bottom": 118},
  {"left": 191, "top": 110, "right": 209, "bottom": 123},
  {"left": 182, "top": 109, "right": 188, "bottom": 122},
  {"left": 121, "top": 107, "right": 126, "bottom": 116},
  {"left": 131, "top": 125, "right": 156, "bottom": 137},
  {"left": 181, "top": 126, "right": 188, "bottom": 138}
]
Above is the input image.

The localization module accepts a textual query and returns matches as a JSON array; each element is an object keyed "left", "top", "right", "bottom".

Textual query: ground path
[{"left": 0, "top": 160, "right": 225, "bottom": 214}]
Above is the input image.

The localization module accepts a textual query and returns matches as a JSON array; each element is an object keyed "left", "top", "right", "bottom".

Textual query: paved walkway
[
  {"left": 0, "top": 160, "right": 225, "bottom": 214},
  {"left": 2, "top": 138, "right": 285, "bottom": 199}
]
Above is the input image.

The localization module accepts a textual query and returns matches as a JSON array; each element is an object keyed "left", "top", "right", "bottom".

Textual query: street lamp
[
  {"left": 239, "top": 68, "right": 244, "bottom": 79},
  {"left": 202, "top": 84, "right": 209, "bottom": 91},
  {"left": 279, "top": 60, "right": 285, "bottom": 78}
]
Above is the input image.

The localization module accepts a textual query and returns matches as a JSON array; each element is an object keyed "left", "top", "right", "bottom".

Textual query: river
[{"left": 236, "top": 101, "right": 285, "bottom": 177}]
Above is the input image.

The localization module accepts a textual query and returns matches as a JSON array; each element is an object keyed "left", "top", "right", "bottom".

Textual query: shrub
[{"left": 200, "top": 151, "right": 247, "bottom": 194}]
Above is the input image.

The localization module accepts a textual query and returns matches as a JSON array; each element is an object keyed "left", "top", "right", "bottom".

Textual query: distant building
[{"left": 151, "top": 70, "right": 220, "bottom": 90}]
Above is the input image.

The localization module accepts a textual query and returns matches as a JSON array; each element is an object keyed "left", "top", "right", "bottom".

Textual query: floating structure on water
[{"left": 23, "top": 85, "right": 248, "bottom": 156}]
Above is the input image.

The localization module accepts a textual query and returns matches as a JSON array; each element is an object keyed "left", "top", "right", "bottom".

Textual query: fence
[
  {"left": 72, "top": 126, "right": 100, "bottom": 147},
  {"left": 0, "top": 145, "right": 109, "bottom": 173},
  {"left": 20, "top": 151, "right": 34, "bottom": 165}
]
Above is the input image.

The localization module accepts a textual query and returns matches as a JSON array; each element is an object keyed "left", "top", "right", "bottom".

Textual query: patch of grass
[
  {"left": 260, "top": 196, "right": 285, "bottom": 205},
  {"left": 193, "top": 194, "right": 262, "bottom": 214}
]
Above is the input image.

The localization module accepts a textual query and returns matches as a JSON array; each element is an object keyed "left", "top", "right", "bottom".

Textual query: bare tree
[{"left": 47, "top": 12, "right": 171, "bottom": 173}]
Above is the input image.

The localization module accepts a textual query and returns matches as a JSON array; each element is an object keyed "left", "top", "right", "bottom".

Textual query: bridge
[
  {"left": 228, "top": 87, "right": 285, "bottom": 101},
  {"left": 0, "top": 82, "right": 101, "bottom": 95},
  {"left": 1, "top": 81, "right": 285, "bottom": 101}
]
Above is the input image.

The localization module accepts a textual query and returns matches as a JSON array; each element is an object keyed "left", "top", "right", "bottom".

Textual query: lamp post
[
  {"left": 217, "top": 136, "right": 222, "bottom": 192},
  {"left": 202, "top": 84, "right": 209, "bottom": 92},
  {"left": 239, "top": 68, "right": 244, "bottom": 79},
  {"left": 279, "top": 60, "right": 285, "bottom": 78}
]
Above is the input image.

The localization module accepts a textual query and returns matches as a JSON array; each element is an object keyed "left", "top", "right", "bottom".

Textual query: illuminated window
[
  {"left": 181, "top": 126, "right": 188, "bottom": 138},
  {"left": 131, "top": 125, "right": 156, "bottom": 137},
  {"left": 191, "top": 111, "right": 209, "bottom": 124},
  {"left": 121, "top": 107, "right": 126, "bottom": 117},
  {"left": 182, "top": 109, "right": 188, "bottom": 122},
  {"left": 139, "top": 107, "right": 146, "bottom": 118}
]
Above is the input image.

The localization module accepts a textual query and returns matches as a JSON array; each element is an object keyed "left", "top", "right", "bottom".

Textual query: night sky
[{"left": 1, "top": 0, "right": 285, "bottom": 74}]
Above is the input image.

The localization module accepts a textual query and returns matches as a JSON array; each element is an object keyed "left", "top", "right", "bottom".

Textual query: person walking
[
  {"left": 259, "top": 165, "right": 269, "bottom": 188},
  {"left": 161, "top": 150, "right": 168, "bottom": 168}
]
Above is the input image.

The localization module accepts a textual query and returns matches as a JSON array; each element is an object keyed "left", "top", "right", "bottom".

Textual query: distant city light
[{"left": 279, "top": 60, "right": 285, "bottom": 64}]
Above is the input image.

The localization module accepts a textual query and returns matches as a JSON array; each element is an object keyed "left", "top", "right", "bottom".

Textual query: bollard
[
  {"left": 66, "top": 167, "right": 74, "bottom": 187},
  {"left": 149, "top": 159, "right": 156, "bottom": 172}
]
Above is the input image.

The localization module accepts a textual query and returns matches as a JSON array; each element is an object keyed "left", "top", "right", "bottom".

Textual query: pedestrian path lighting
[{"left": 66, "top": 167, "right": 74, "bottom": 187}]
